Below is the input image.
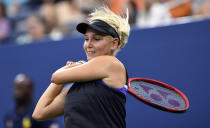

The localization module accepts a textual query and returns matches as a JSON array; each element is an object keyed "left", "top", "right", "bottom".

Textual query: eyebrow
[{"left": 84, "top": 33, "right": 107, "bottom": 37}]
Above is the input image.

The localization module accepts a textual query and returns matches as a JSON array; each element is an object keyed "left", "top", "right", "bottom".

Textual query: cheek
[
  {"left": 95, "top": 43, "right": 104, "bottom": 51},
  {"left": 96, "top": 42, "right": 111, "bottom": 53},
  {"left": 83, "top": 42, "right": 86, "bottom": 50}
]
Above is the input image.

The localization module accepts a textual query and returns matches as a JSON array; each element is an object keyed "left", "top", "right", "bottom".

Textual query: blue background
[{"left": 1, "top": 19, "right": 210, "bottom": 128}]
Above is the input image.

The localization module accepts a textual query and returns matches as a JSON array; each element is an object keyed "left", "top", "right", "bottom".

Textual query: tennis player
[{"left": 33, "top": 7, "right": 130, "bottom": 128}]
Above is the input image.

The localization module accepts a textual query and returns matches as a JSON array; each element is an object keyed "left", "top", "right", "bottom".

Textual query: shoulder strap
[{"left": 124, "top": 66, "right": 129, "bottom": 85}]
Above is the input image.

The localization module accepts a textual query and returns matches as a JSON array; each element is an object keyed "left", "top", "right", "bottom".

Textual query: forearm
[
  {"left": 33, "top": 61, "right": 82, "bottom": 120},
  {"left": 37, "top": 83, "right": 64, "bottom": 106},
  {"left": 51, "top": 61, "right": 86, "bottom": 84},
  {"left": 33, "top": 83, "right": 64, "bottom": 120}
]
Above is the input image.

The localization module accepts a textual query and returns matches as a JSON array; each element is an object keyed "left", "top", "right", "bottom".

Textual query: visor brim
[{"left": 76, "top": 22, "right": 109, "bottom": 35}]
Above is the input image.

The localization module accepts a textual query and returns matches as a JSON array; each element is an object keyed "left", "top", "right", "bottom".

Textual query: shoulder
[
  {"left": 4, "top": 109, "right": 15, "bottom": 119},
  {"left": 88, "top": 55, "right": 125, "bottom": 72},
  {"left": 92, "top": 56, "right": 126, "bottom": 88},
  {"left": 89, "top": 55, "right": 124, "bottom": 68}
]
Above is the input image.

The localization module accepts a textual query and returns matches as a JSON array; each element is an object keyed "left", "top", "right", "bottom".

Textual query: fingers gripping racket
[{"left": 127, "top": 78, "right": 189, "bottom": 113}]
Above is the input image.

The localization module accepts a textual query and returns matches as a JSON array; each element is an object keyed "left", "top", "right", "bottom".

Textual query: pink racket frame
[{"left": 128, "top": 78, "right": 189, "bottom": 112}]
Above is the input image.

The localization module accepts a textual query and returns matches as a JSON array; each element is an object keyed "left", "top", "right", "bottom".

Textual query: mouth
[{"left": 87, "top": 51, "right": 95, "bottom": 55}]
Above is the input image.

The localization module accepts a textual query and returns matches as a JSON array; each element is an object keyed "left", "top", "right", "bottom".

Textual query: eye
[
  {"left": 84, "top": 37, "right": 88, "bottom": 41},
  {"left": 95, "top": 38, "right": 100, "bottom": 41},
  {"left": 94, "top": 36, "right": 102, "bottom": 41}
]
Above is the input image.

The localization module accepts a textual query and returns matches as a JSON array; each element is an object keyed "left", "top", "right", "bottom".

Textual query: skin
[
  {"left": 14, "top": 76, "right": 33, "bottom": 114},
  {"left": 32, "top": 27, "right": 126, "bottom": 121},
  {"left": 84, "top": 28, "right": 117, "bottom": 60},
  {"left": 27, "top": 16, "right": 46, "bottom": 40}
]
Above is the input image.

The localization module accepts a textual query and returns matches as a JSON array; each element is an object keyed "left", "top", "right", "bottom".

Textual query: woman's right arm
[
  {"left": 32, "top": 83, "right": 70, "bottom": 121},
  {"left": 32, "top": 61, "right": 83, "bottom": 121}
]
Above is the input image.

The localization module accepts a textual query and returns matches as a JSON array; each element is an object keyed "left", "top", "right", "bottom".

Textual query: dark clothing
[
  {"left": 64, "top": 77, "right": 128, "bottom": 128},
  {"left": 4, "top": 104, "right": 56, "bottom": 128}
]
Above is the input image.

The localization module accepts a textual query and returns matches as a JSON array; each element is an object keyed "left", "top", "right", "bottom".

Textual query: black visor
[{"left": 76, "top": 19, "right": 120, "bottom": 44}]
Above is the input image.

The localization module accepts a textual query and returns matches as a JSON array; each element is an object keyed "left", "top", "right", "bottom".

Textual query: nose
[{"left": 86, "top": 39, "right": 93, "bottom": 48}]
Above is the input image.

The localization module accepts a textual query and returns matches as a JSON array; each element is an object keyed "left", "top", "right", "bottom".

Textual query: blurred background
[
  {"left": 0, "top": 0, "right": 210, "bottom": 128},
  {"left": 0, "top": 0, "right": 210, "bottom": 45}
]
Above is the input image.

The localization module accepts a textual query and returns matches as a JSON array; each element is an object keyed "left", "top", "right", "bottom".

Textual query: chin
[
  {"left": 87, "top": 55, "right": 97, "bottom": 61},
  {"left": 87, "top": 56, "right": 93, "bottom": 61}
]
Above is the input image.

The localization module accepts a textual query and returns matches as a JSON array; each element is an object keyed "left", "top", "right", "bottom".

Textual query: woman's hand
[
  {"left": 53, "top": 60, "right": 86, "bottom": 75},
  {"left": 65, "top": 60, "right": 86, "bottom": 69}
]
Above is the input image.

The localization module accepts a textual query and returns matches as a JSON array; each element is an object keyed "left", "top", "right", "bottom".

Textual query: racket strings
[{"left": 130, "top": 81, "right": 187, "bottom": 110}]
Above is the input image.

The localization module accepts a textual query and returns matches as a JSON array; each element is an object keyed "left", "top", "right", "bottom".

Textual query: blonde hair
[{"left": 88, "top": 7, "right": 130, "bottom": 55}]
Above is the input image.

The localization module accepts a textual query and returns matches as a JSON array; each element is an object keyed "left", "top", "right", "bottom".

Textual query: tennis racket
[{"left": 127, "top": 78, "right": 189, "bottom": 113}]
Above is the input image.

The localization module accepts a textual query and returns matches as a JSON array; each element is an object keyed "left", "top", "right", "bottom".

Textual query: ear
[{"left": 111, "top": 38, "right": 119, "bottom": 50}]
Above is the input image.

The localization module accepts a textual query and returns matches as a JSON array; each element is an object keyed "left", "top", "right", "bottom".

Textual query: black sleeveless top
[{"left": 64, "top": 70, "right": 128, "bottom": 128}]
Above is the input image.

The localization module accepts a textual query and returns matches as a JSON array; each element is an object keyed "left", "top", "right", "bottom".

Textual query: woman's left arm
[{"left": 51, "top": 56, "right": 121, "bottom": 85}]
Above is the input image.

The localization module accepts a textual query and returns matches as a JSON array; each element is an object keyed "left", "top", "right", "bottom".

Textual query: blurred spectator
[
  {"left": 104, "top": 0, "right": 128, "bottom": 15},
  {"left": 6, "top": 0, "right": 61, "bottom": 42},
  {"left": 24, "top": 0, "right": 43, "bottom": 9},
  {"left": 16, "top": 14, "right": 47, "bottom": 44},
  {"left": 1, "top": 0, "right": 29, "bottom": 7},
  {"left": 137, "top": 0, "right": 172, "bottom": 28},
  {"left": 3, "top": 73, "right": 59, "bottom": 128},
  {"left": 1, "top": 0, "right": 210, "bottom": 45},
  {"left": 6, "top": 0, "right": 40, "bottom": 22},
  {"left": 78, "top": 0, "right": 103, "bottom": 16},
  {"left": 39, "top": 3, "right": 64, "bottom": 41},
  {"left": 166, "top": 0, "right": 192, "bottom": 18},
  {"left": 6, "top": 0, "right": 41, "bottom": 43},
  {"left": 130, "top": 0, "right": 144, "bottom": 11},
  {"left": 55, "top": 0, "right": 85, "bottom": 35},
  {"left": 192, "top": 0, "right": 210, "bottom": 17},
  {"left": 127, "top": 0, "right": 138, "bottom": 26},
  {"left": 0, "top": 2, "right": 11, "bottom": 43},
  {"left": 7, "top": 1, "right": 20, "bottom": 18}
]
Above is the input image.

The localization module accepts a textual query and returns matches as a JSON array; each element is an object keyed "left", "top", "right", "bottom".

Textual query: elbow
[
  {"left": 32, "top": 110, "right": 48, "bottom": 121},
  {"left": 51, "top": 73, "right": 56, "bottom": 84},
  {"left": 32, "top": 111, "right": 44, "bottom": 121},
  {"left": 51, "top": 72, "right": 68, "bottom": 85},
  {"left": 51, "top": 73, "right": 60, "bottom": 84}
]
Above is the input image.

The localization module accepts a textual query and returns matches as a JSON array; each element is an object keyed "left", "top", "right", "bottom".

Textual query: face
[
  {"left": 13, "top": 79, "right": 33, "bottom": 103},
  {"left": 83, "top": 28, "right": 117, "bottom": 60},
  {"left": 27, "top": 16, "right": 46, "bottom": 40}
]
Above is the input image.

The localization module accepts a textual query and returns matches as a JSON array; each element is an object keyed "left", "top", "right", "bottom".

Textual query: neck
[{"left": 15, "top": 100, "right": 32, "bottom": 114}]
